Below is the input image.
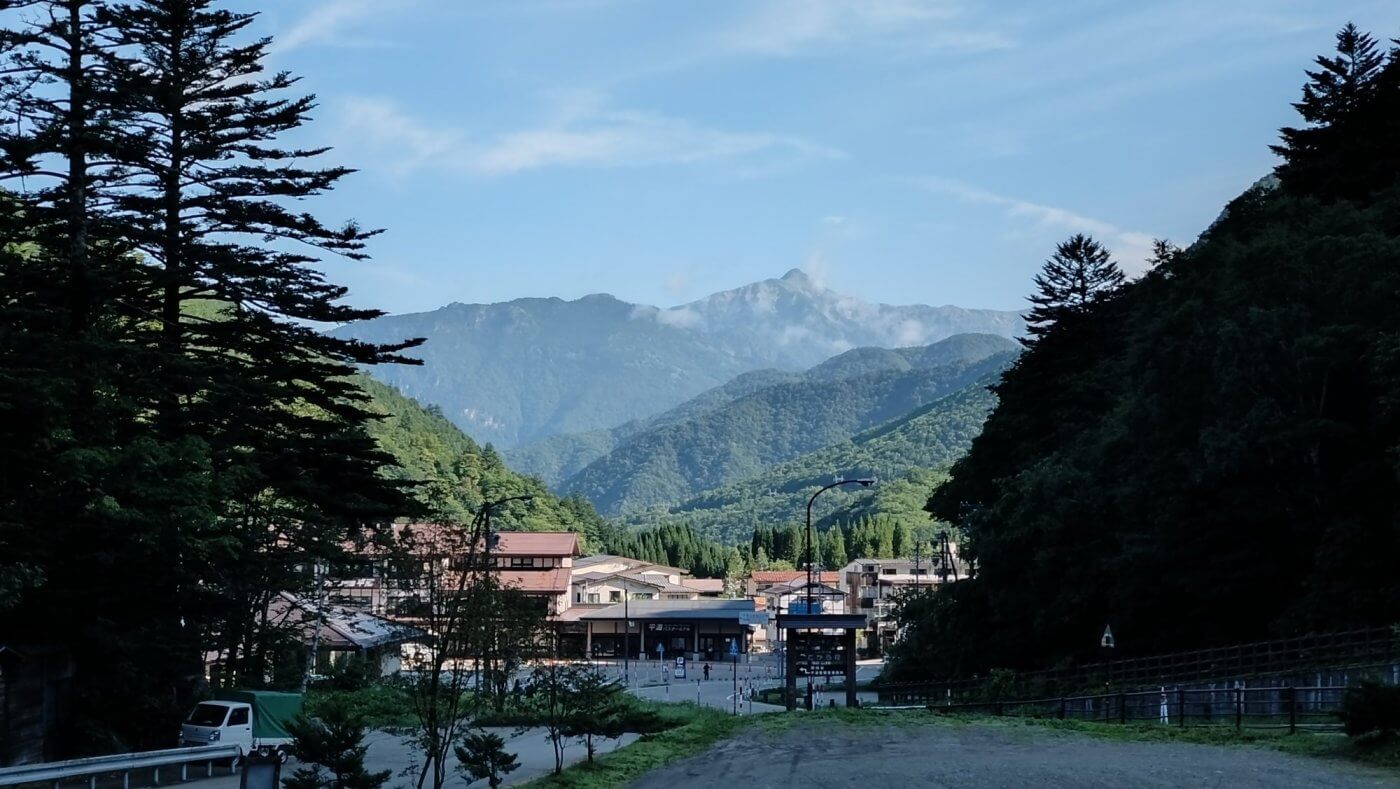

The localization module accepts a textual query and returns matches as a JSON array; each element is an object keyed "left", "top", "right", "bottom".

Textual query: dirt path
[{"left": 628, "top": 720, "right": 1398, "bottom": 788}]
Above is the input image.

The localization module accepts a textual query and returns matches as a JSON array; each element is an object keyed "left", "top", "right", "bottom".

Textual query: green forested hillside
[
  {"left": 509, "top": 333, "right": 1016, "bottom": 486},
  {"left": 622, "top": 372, "right": 1005, "bottom": 542},
  {"left": 506, "top": 367, "right": 798, "bottom": 485},
  {"left": 358, "top": 377, "right": 607, "bottom": 548},
  {"left": 890, "top": 26, "right": 1400, "bottom": 682},
  {"left": 565, "top": 348, "right": 1015, "bottom": 515}
]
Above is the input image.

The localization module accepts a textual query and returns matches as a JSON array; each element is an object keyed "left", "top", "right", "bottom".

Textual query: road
[
  {"left": 630, "top": 718, "right": 1400, "bottom": 789},
  {"left": 194, "top": 727, "right": 637, "bottom": 789}
]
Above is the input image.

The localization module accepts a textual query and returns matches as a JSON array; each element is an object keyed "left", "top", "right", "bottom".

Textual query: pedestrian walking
[{"left": 703, "top": 663, "right": 711, "bottom": 681}]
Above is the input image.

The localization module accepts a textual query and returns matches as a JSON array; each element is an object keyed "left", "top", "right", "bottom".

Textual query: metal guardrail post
[
  {"left": 1119, "top": 692, "right": 1127, "bottom": 724},
  {"left": 1058, "top": 697, "right": 1066, "bottom": 720},
  {"left": 1287, "top": 686, "right": 1297, "bottom": 734}
]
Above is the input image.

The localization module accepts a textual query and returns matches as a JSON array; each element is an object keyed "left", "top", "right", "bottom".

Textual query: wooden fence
[{"left": 884, "top": 685, "right": 1349, "bottom": 732}]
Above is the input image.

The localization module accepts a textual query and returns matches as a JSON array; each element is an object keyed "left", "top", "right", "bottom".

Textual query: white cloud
[
  {"left": 337, "top": 96, "right": 844, "bottom": 176},
  {"left": 271, "top": 0, "right": 415, "bottom": 54},
  {"left": 916, "top": 177, "right": 1158, "bottom": 275},
  {"left": 719, "top": 0, "right": 1014, "bottom": 57}
]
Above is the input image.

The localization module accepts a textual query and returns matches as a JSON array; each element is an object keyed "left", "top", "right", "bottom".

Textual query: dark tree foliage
[
  {"left": 0, "top": 0, "right": 420, "bottom": 752},
  {"left": 896, "top": 26, "right": 1400, "bottom": 682},
  {"left": 1272, "top": 24, "right": 1399, "bottom": 200},
  {"left": 1023, "top": 233, "right": 1124, "bottom": 342},
  {"left": 284, "top": 700, "right": 391, "bottom": 789}
]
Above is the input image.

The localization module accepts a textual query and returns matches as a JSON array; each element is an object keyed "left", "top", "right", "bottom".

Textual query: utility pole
[{"left": 476, "top": 494, "right": 533, "bottom": 709}]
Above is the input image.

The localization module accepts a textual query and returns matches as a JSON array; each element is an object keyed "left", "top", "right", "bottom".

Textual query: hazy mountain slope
[
  {"left": 624, "top": 373, "right": 1004, "bottom": 542},
  {"left": 505, "top": 367, "right": 799, "bottom": 484},
  {"left": 508, "top": 333, "right": 1017, "bottom": 485},
  {"left": 563, "top": 349, "right": 1017, "bottom": 515},
  {"left": 357, "top": 376, "right": 606, "bottom": 547},
  {"left": 332, "top": 269, "right": 1023, "bottom": 448}
]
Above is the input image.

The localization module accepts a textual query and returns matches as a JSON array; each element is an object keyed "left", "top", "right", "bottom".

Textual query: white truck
[{"left": 179, "top": 690, "right": 302, "bottom": 765}]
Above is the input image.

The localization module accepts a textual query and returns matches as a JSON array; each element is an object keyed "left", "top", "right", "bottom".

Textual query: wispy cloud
[
  {"left": 337, "top": 96, "right": 845, "bottom": 177},
  {"left": 916, "top": 177, "right": 1158, "bottom": 275},
  {"left": 718, "top": 0, "right": 1014, "bottom": 57},
  {"left": 271, "top": 0, "right": 415, "bottom": 55}
]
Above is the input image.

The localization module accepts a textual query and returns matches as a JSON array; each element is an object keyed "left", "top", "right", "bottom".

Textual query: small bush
[{"left": 1336, "top": 681, "right": 1400, "bottom": 739}]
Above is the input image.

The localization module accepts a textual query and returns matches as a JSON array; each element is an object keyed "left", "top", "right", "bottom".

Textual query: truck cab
[
  {"left": 179, "top": 691, "right": 300, "bottom": 764},
  {"left": 180, "top": 701, "right": 254, "bottom": 754}
]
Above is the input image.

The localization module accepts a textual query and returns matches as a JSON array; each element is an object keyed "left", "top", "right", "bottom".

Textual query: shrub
[{"left": 1337, "top": 681, "right": 1400, "bottom": 739}]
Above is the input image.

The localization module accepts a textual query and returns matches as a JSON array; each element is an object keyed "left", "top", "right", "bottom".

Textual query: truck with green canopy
[{"left": 179, "top": 690, "right": 302, "bottom": 764}]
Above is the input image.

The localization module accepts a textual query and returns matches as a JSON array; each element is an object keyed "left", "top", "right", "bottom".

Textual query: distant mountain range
[
  {"left": 556, "top": 337, "right": 1018, "bottom": 516},
  {"left": 647, "top": 372, "right": 1007, "bottom": 542},
  {"left": 332, "top": 269, "right": 1022, "bottom": 448}
]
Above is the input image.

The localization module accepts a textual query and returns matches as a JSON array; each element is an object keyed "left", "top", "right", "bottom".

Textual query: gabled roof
[
  {"left": 580, "top": 599, "right": 759, "bottom": 621},
  {"left": 272, "top": 593, "right": 423, "bottom": 649},
  {"left": 750, "top": 570, "right": 804, "bottom": 585},
  {"left": 498, "top": 568, "right": 571, "bottom": 594},
  {"left": 388, "top": 524, "right": 581, "bottom": 557},
  {"left": 682, "top": 578, "right": 725, "bottom": 594},
  {"left": 494, "top": 531, "right": 580, "bottom": 557}
]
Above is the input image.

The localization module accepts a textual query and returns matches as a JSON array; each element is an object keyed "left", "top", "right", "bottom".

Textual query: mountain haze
[
  {"left": 562, "top": 342, "right": 1018, "bottom": 515},
  {"left": 657, "top": 373, "right": 1005, "bottom": 542},
  {"left": 332, "top": 270, "right": 1022, "bottom": 448}
]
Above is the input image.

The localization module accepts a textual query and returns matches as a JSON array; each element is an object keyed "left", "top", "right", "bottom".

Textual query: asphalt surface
[
  {"left": 194, "top": 727, "right": 637, "bottom": 788},
  {"left": 628, "top": 720, "right": 1400, "bottom": 789}
]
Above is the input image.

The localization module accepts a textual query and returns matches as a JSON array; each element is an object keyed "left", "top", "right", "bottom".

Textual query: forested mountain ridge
[
  {"left": 890, "top": 25, "right": 1400, "bottom": 682},
  {"left": 331, "top": 269, "right": 1022, "bottom": 448},
  {"left": 508, "top": 332, "right": 1016, "bottom": 485},
  {"left": 624, "top": 369, "right": 1006, "bottom": 542},
  {"left": 356, "top": 377, "right": 606, "bottom": 548},
  {"left": 566, "top": 345, "right": 1016, "bottom": 517},
  {"left": 505, "top": 367, "right": 799, "bottom": 485}
]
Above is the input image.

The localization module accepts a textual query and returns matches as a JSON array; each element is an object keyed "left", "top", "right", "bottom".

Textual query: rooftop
[
  {"left": 580, "top": 599, "right": 759, "bottom": 621},
  {"left": 498, "top": 567, "right": 571, "bottom": 594}
]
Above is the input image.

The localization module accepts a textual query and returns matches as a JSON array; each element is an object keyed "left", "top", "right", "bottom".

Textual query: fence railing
[
  {"left": 0, "top": 745, "right": 240, "bottom": 789},
  {"left": 878, "top": 626, "right": 1400, "bottom": 701},
  {"left": 879, "top": 685, "right": 1349, "bottom": 732}
]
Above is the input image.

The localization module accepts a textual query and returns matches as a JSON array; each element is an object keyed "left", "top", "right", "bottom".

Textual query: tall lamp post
[
  {"left": 800, "top": 478, "right": 874, "bottom": 710},
  {"left": 478, "top": 494, "right": 534, "bottom": 708},
  {"left": 805, "top": 479, "right": 875, "bottom": 615}
]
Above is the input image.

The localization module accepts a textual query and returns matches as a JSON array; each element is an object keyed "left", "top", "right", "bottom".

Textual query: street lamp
[
  {"left": 805, "top": 479, "right": 875, "bottom": 615},
  {"left": 477, "top": 494, "right": 534, "bottom": 708}
]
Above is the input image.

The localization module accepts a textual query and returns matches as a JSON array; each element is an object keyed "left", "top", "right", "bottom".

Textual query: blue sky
[{"left": 255, "top": 0, "right": 1400, "bottom": 314}]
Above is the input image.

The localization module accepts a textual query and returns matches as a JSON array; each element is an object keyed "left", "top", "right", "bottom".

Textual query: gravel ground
[{"left": 628, "top": 721, "right": 1400, "bottom": 789}]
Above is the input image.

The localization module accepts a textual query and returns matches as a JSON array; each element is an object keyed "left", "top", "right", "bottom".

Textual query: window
[
  {"left": 228, "top": 707, "right": 249, "bottom": 726},
  {"left": 609, "top": 591, "right": 622, "bottom": 602},
  {"left": 912, "top": 568, "right": 928, "bottom": 576},
  {"left": 187, "top": 703, "right": 228, "bottom": 727},
  {"left": 631, "top": 592, "right": 654, "bottom": 600},
  {"left": 509, "top": 557, "right": 534, "bottom": 568},
  {"left": 587, "top": 593, "right": 600, "bottom": 604},
  {"left": 881, "top": 568, "right": 897, "bottom": 576},
  {"left": 863, "top": 565, "right": 876, "bottom": 572}
]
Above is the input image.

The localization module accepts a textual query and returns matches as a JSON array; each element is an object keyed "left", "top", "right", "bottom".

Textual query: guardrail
[
  {"left": 878, "top": 685, "right": 1349, "bottom": 732},
  {"left": 0, "top": 745, "right": 240, "bottom": 789}
]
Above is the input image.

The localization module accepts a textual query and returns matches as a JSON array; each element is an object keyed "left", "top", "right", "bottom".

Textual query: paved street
[
  {"left": 631, "top": 719, "right": 1400, "bottom": 789},
  {"left": 193, "top": 727, "right": 637, "bottom": 789}
]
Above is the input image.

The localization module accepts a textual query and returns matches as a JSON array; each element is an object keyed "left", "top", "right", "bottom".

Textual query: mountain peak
[{"left": 780, "top": 268, "right": 813, "bottom": 286}]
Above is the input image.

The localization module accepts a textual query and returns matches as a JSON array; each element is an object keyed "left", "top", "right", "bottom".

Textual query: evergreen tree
[
  {"left": 454, "top": 731, "right": 519, "bottom": 789},
  {"left": 1023, "top": 234, "right": 1124, "bottom": 342},
  {"left": 784, "top": 522, "right": 805, "bottom": 567},
  {"left": 823, "top": 526, "right": 848, "bottom": 570},
  {"left": 285, "top": 701, "right": 391, "bottom": 789},
  {"left": 1273, "top": 24, "right": 1395, "bottom": 198}
]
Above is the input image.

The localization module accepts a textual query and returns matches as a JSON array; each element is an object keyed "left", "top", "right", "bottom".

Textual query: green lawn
[{"left": 519, "top": 703, "right": 745, "bottom": 788}]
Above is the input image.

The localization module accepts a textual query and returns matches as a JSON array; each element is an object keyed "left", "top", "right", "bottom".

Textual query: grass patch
[
  {"left": 518, "top": 703, "right": 746, "bottom": 788},
  {"left": 305, "top": 683, "right": 417, "bottom": 728}
]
